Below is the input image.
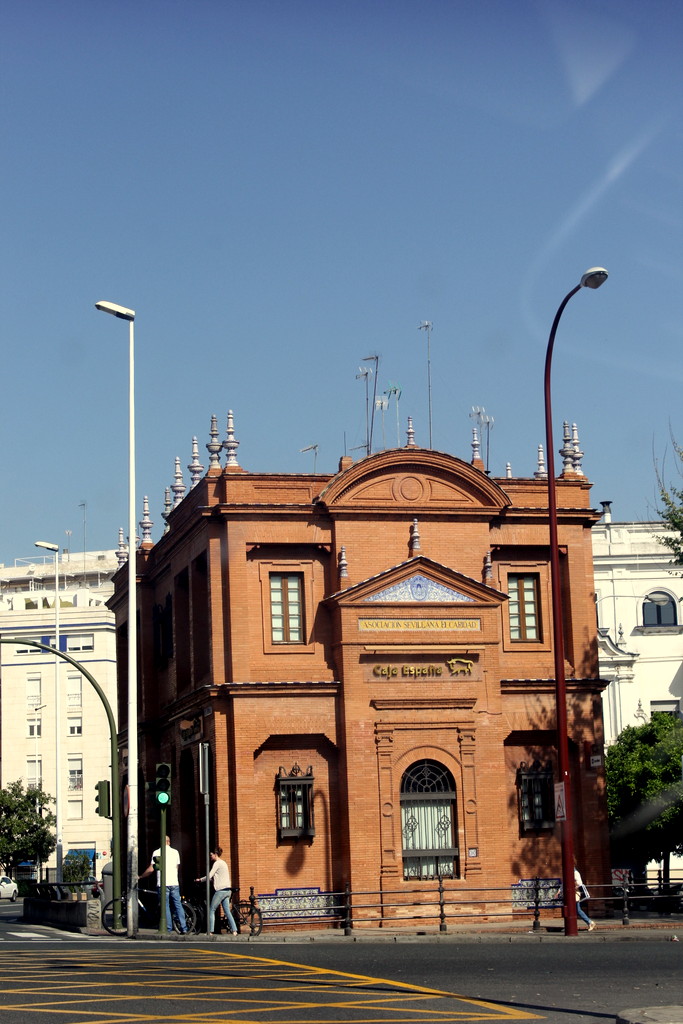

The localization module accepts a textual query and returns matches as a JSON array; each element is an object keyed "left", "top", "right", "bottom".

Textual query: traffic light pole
[
  {"left": 0, "top": 639, "right": 121, "bottom": 914},
  {"left": 158, "top": 806, "right": 167, "bottom": 935}
]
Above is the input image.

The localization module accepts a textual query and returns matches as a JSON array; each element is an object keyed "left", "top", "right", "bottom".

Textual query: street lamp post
[
  {"left": 35, "top": 541, "right": 61, "bottom": 881},
  {"left": 544, "top": 267, "right": 608, "bottom": 937},
  {"left": 95, "top": 299, "right": 137, "bottom": 936}
]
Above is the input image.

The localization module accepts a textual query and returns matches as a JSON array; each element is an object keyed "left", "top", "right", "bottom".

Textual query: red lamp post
[{"left": 543, "top": 267, "right": 608, "bottom": 936}]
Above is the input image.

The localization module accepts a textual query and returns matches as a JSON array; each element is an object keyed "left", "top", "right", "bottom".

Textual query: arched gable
[{"left": 316, "top": 448, "right": 510, "bottom": 515}]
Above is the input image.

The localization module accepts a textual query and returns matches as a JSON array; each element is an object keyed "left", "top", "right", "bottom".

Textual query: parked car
[{"left": 0, "top": 877, "right": 18, "bottom": 902}]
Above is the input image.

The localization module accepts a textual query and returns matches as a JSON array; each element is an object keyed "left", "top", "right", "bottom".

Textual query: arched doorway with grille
[{"left": 400, "top": 759, "right": 459, "bottom": 880}]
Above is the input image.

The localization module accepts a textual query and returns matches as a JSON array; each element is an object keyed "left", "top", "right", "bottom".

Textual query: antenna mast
[
  {"left": 363, "top": 354, "right": 379, "bottom": 455},
  {"left": 355, "top": 365, "right": 371, "bottom": 456},
  {"left": 299, "top": 444, "right": 319, "bottom": 473},
  {"left": 385, "top": 383, "right": 402, "bottom": 447},
  {"left": 418, "top": 322, "right": 433, "bottom": 448}
]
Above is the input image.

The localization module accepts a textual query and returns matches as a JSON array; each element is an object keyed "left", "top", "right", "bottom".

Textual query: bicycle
[
  {"left": 101, "top": 886, "right": 197, "bottom": 936},
  {"left": 185, "top": 882, "right": 262, "bottom": 936}
]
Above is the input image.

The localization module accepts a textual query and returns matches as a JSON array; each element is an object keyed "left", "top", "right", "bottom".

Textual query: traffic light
[
  {"left": 95, "top": 779, "right": 111, "bottom": 818},
  {"left": 155, "top": 763, "right": 172, "bottom": 806}
]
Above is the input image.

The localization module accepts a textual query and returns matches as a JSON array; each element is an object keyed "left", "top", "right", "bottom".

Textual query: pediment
[
  {"left": 317, "top": 448, "right": 510, "bottom": 514},
  {"left": 327, "top": 556, "right": 507, "bottom": 607}
]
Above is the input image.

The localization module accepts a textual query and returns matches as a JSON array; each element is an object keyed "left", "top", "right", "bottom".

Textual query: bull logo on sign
[{"left": 447, "top": 657, "right": 474, "bottom": 676}]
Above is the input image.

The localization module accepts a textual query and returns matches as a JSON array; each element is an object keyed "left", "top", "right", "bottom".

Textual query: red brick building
[{"left": 109, "top": 418, "right": 610, "bottom": 924}]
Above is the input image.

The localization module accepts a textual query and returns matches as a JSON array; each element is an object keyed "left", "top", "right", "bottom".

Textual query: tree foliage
[
  {"left": 0, "top": 780, "right": 56, "bottom": 875},
  {"left": 605, "top": 713, "right": 683, "bottom": 868},
  {"left": 656, "top": 436, "right": 683, "bottom": 567},
  {"left": 63, "top": 851, "right": 92, "bottom": 882}
]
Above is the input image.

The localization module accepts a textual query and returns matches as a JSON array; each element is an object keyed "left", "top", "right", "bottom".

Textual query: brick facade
[{"left": 109, "top": 442, "right": 610, "bottom": 923}]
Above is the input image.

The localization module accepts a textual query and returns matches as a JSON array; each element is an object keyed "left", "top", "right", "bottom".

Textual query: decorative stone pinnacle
[
  {"left": 171, "top": 457, "right": 186, "bottom": 507},
  {"left": 505, "top": 462, "right": 512, "bottom": 478},
  {"left": 338, "top": 545, "right": 348, "bottom": 582},
  {"left": 405, "top": 416, "right": 416, "bottom": 447},
  {"left": 484, "top": 549, "right": 493, "bottom": 583},
  {"left": 139, "top": 495, "right": 153, "bottom": 545},
  {"left": 206, "top": 414, "right": 222, "bottom": 468},
  {"left": 116, "top": 527, "right": 128, "bottom": 567},
  {"left": 534, "top": 444, "right": 548, "bottom": 479},
  {"left": 188, "top": 436, "right": 204, "bottom": 487},
  {"left": 162, "top": 487, "right": 172, "bottom": 533},
  {"left": 560, "top": 420, "right": 575, "bottom": 475},
  {"left": 571, "top": 422, "right": 584, "bottom": 476},
  {"left": 410, "top": 518, "right": 421, "bottom": 554},
  {"left": 224, "top": 409, "right": 240, "bottom": 466},
  {"left": 471, "top": 426, "right": 480, "bottom": 461}
]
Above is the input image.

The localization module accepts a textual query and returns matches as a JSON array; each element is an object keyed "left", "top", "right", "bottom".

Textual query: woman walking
[{"left": 196, "top": 847, "right": 238, "bottom": 935}]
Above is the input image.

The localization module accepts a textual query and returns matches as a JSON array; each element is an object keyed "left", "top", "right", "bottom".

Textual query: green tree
[
  {"left": 63, "top": 851, "right": 92, "bottom": 883},
  {"left": 0, "top": 780, "right": 56, "bottom": 875},
  {"left": 606, "top": 713, "right": 683, "bottom": 882},
  {"left": 656, "top": 436, "right": 683, "bottom": 567}
]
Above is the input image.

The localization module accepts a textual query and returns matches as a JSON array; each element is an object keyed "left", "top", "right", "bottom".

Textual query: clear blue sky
[{"left": 2, "top": 0, "right": 681, "bottom": 568}]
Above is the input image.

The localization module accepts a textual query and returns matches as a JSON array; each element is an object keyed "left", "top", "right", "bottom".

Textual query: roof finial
[
  {"left": 224, "top": 409, "right": 240, "bottom": 467},
  {"left": 206, "top": 414, "right": 222, "bottom": 469},
  {"left": 534, "top": 444, "right": 548, "bottom": 479},
  {"left": 405, "top": 416, "right": 416, "bottom": 447},
  {"left": 470, "top": 426, "right": 481, "bottom": 468},
  {"left": 571, "top": 422, "right": 584, "bottom": 476},
  {"left": 505, "top": 461, "right": 512, "bottom": 478},
  {"left": 410, "top": 517, "right": 421, "bottom": 554},
  {"left": 560, "top": 420, "right": 575, "bottom": 475},
  {"left": 338, "top": 545, "right": 348, "bottom": 585},
  {"left": 162, "top": 487, "right": 172, "bottom": 533},
  {"left": 139, "top": 495, "right": 153, "bottom": 545},
  {"left": 188, "top": 436, "right": 204, "bottom": 487},
  {"left": 116, "top": 527, "right": 128, "bottom": 567},
  {"left": 484, "top": 549, "right": 493, "bottom": 583},
  {"left": 172, "top": 457, "right": 186, "bottom": 507}
]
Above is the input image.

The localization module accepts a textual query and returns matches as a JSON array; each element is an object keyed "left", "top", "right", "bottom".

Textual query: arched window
[
  {"left": 400, "top": 760, "right": 459, "bottom": 880},
  {"left": 643, "top": 591, "right": 677, "bottom": 627}
]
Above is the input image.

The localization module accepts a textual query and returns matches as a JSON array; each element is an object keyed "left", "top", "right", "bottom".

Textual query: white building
[
  {"left": 0, "top": 548, "right": 120, "bottom": 879},
  {"left": 592, "top": 505, "right": 683, "bottom": 747}
]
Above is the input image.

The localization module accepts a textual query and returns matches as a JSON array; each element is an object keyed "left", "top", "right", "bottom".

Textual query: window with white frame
[
  {"left": 68, "top": 717, "right": 82, "bottom": 736},
  {"left": 68, "top": 756, "right": 83, "bottom": 793},
  {"left": 66, "top": 635, "right": 94, "bottom": 653},
  {"left": 643, "top": 592, "right": 677, "bottom": 627},
  {"left": 269, "top": 573, "right": 304, "bottom": 643},
  {"left": 27, "top": 716, "right": 42, "bottom": 739},
  {"left": 67, "top": 800, "right": 83, "bottom": 820},
  {"left": 26, "top": 673, "right": 42, "bottom": 708},
  {"left": 508, "top": 574, "right": 541, "bottom": 641},
  {"left": 66, "top": 676, "right": 82, "bottom": 708},
  {"left": 26, "top": 758, "right": 42, "bottom": 788}
]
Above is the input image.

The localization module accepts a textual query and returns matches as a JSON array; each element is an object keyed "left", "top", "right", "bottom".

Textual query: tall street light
[
  {"left": 544, "top": 267, "right": 608, "bottom": 937},
  {"left": 35, "top": 540, "right": 61, "bottom": 881},
  {"left": 95, "top": 299, "right": 138, "bottom": 936}
]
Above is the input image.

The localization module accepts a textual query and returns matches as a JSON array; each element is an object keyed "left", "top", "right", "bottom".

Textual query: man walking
[
  {"left": 195, "top": 846, "right": 238, "bottom": 935},
  {"left": 140, "top": 835, "right": 188, "bottom": 934}
]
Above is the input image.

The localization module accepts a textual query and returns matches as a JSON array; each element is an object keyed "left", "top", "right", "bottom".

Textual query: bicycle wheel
[
  {"left": 174, "top": 900, "right": 197, "bottom": 934},
  {"left": 101, "top": 898, "right": 128, "bottom": 936},
  {"left": 236, "top": 900, "right": 262, "bottom": 936}
]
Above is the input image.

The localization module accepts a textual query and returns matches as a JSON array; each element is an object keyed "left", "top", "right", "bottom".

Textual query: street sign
[{"left": 554, "top": 782, "right": 567, "bottom": 821}]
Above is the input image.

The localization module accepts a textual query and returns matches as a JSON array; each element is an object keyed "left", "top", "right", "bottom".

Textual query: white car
[{"left": 0, "top": 877, "right": 18, "bottom": 901}]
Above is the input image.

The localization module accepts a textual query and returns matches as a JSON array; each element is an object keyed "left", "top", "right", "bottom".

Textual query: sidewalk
[{"left": 126, "top": 912, "right": 683, "bottom": 943}]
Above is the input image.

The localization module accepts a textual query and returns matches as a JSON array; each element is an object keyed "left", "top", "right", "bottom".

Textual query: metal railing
[{"left": 254, "top": 874, "right": 683, "bottom": 932}]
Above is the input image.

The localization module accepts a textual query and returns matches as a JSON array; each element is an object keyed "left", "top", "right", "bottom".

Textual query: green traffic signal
[{"left": 155, "top": 763, "right": 172, "bottom": 807}]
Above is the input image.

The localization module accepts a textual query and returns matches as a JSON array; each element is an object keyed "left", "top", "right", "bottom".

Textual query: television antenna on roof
[{"left": 299, "top": 444, "right": 319, "bottom": 473}]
